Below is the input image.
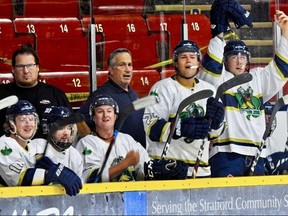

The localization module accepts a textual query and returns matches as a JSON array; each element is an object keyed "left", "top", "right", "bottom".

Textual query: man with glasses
[
  {"left": 0, "top": 45, "right": 72, "bottom": 139},
  {"left": 199, "top": 1, "right": 288, "bottom": 177},
  {"left": 78, "top": 48, "right": 147, "bottom": 148}
]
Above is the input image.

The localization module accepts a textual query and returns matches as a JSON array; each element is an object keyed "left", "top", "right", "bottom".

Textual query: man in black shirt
[{"left": 0, "top": 45, "right": 72, "bottom": 138}]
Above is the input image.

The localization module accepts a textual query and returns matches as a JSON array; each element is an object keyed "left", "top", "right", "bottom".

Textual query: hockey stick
[
  {"left": 249, "top": 94, "right": 288, "bottom": 176},
  {"left": 94, "top": 95, "right": 159, "bottom": 182},
  {"left": 160, "top": 89, "right": 214, "bottom": 160},
  {"left": 192, "top": 73, "right": 253, "bottom": 178},
  {"left": 0, "top": 95, "right": 18, "bottom": 110},
  {"left": 215, "top": 73, "right": 252, "bottom": 101}
]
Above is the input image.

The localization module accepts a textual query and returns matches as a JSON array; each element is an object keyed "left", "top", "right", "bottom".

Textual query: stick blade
[
  {"left": 177, "top": 89, "right": 213, "bottom": 113},
  {"left": 216, "top": 73, "right": 252, "bottom": 100},
  {"left": 0, "top": 95, "right": 19, "bottom": 110},
  {"left": 132, "top": 95, "right": 159, "bottom": 111},
  {"left": 263, "top": 94, "right": 288, "bottom": 140}
]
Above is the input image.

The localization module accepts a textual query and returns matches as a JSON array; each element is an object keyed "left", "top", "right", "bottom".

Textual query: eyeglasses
[{"left": 14, "top": 63, "right": 37, "bottom": 71}]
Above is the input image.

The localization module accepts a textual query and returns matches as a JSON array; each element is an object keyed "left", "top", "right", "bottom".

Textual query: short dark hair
[
  {"left": 12, "top": 45, "right": 40, "bottom": 67},
  {"left": 107, "top": 48, "right": 131, "bottom": 67}
]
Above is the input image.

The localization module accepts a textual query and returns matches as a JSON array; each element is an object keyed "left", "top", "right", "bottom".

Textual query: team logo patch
[
  {"left": 1, "top": 146, "right": 12, "bottom": 156},
  {"left": 39, "top": 100, "right": 51, "bottom": 104},
  {"left": 82, "top": 147, "right": 92, "bottom": 155},
  {"left": 235, "top": 86, "right": 261, "bottom": 120}
]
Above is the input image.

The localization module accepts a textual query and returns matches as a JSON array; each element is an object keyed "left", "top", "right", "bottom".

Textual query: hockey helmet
[
  {"left": 173, "top": 40, "right": 201, "bottom": 62},
  {"left": 41, "top": 106, "right": 76, "bottom": 151},
  {"left": 41, "top": 106, "right": 72, "bottom": 134},
  {"left": 5, "top": 100, "right": 39, "bottom": 139},
  {"left": 224, "top": 40, "right": 251, "bottom": 62},
  {"left": 89, "top": 94, "right": 119, "bottom": 117},
  {"left": 6, "top": 100, "right": 37, "bottom": 119}
]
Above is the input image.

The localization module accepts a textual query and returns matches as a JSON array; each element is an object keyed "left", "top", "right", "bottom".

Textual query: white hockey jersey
[
  {"left": 143, "top": 77, "right": 216, "bottom": 177},
  {"left": 0, "top": 135, "right": 45, "bottom": 186},
  {"left": 33, "top": 138, "right": 83, "bottom": 181},
  {"left": 76, "top": 133, "right": 151, "bottom": 182},
  {"left": 198, "top": 36, "right": 288, "bottom": 158}
]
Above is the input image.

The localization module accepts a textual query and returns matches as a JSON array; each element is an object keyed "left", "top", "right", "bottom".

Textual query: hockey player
[
  {"left": 0, "top": 100, "right": 81, "bottom": 196},
  {"left": 199, "top": 0, "right": 288, "bottom": 176},
  {"left": 34, "top": 106, "right": 84, "bottom": 182},
  {"left": 143, "top": 40, "right": 225, "bottom": 178},
  {"left": 76, "top": 94, "right": 188, "bottom": 182}
]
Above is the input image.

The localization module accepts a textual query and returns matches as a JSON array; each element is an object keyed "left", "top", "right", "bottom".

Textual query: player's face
[
  {"left": 53, "top": 124, "right": 73, "bottom": 143},
  {"left": 175, "top": 52, "right": 199, "bottom": 78},
  {"left": 109, "top": 52, "right": 133, "bottom": 91},
  {"left": 225, "top": 53, "right": 247, "bottom": 76},
  {"left": 93, "top": 105, "right": 117, "bottom": 130},
  {"left": 12, "top": 53, "right": 39, "bottom": 87},
  {"left": 15, "top": 114, "right": 36, "bottom": 139}
]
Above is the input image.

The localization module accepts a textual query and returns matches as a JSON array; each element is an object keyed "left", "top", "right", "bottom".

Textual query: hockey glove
[
  {"left": 206, "top": 97, "right": 225, "bottom": 130},
  {"left": 35, "top": 156, "right": 54, "bottom": 170},
  {"left": 265, "top": 152, "right": 288, "bottom": 175},
  {"left": 144, "top": 159, "right": 188, "bottom": 180},
  {"left": 210, "top": 0, "right": 231, "bottom": 37},
  {"left": 43, "top": 158, "right": 82, "bottom": 196},
  {"left": 173, "top": 117, "right": 210, "bottom": 140},
  {"left": 226, "top": 0, "right": 253, "bottom": 28}
]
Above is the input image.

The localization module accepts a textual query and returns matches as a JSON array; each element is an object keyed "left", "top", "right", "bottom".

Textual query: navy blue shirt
[{"left": 78, "top": 79, "right": 146, "bottom": 148}]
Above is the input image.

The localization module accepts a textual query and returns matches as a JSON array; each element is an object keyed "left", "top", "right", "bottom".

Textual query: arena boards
[{"left": 1, "top": 175, "right": 288, "bottom": 215}]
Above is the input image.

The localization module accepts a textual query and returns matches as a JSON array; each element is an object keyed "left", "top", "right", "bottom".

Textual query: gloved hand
[
  {"left": 210, "top": 0, "right": 231, "bottom": 37},
  {"left": 44, "top": 159, "right": 82, "bottom": 196},
  {"left": 206, "top": 97, "right": 225, "bottom": 130},
  {"left": 35, "top": 156, "right": 54, "bottom": 170},
  {"left": 173, "top": 117, "right": 210, "bottom": 140},
  {"left": 144, "top": 159, "right": 188, "bottom": 180},
  {"left": 225, "top": 0, "right": 253, "bottom": 28}
]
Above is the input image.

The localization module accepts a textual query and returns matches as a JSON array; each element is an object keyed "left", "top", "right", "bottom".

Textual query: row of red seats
[
  {"left": 0, "top": 0, "right": 211, "bottom": 105},
  {"left": 0, "top": 0, "right": 148, "bottom": 19},
  {"left": 1, "top": 14, "right": 211, "bottom": 71}
]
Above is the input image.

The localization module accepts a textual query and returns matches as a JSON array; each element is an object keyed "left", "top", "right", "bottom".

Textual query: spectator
[
  {"left": 143, "top": 40, "right": 225, "bottom": 178},
  {"left": 199, "top": 0, "right": 288, "bottom": 176},
  {"left": 76, "top": 94, "right": 188, "bottom": 182},
  {"left": 0, "top": 45, "right": 72, "bottom": 139},
  {"left": 0, "top": 100, "right": 81, "bottom": 196},
  {"left": 78, "top": 48, "right": 146, "bottom": 148}
]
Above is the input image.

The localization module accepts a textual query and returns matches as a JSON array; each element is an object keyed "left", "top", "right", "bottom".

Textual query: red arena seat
[
  {"left": 92, "top": 0, "right": 145, "bottom": 15},
  {"left": 0, "top": 0, "right": 13, "bottom": 19},
  {"left": 146, "top": 14, "right": 211, "bottom": 58},
  {"left": 21, "top": 0, "right": 80, "bottom": 18},
  {"left": 82, "top": 14, "right": 168, "bottom": 70}
]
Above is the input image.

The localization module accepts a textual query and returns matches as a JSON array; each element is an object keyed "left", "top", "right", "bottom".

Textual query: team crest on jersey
[
  {"left": 1, "top": 146, "right": 12, "bottom": 156},
  {"left": 82, "top": 147, "right": 92, "bottom": 156},
  {"left": 111, "top": 156, "right": 136, "bottom": 182},
  {"left": 180, "top": 103, "right": 204, "bottom": 143},
  {"left": 149, "top": 90, "right": 159, "bottom": 97},
  {"left": 235, "top": 86, "right": 261, "bottom": 120},
  {"left": 180, "top": 103, "right": 205, "bottom": 118}
]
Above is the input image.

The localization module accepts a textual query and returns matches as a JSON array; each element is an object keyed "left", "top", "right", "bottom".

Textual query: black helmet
[
  {"left": 173, "top": 40, "right": 201, "bottom": 62},
  {"left": 89, "top": 94, "right": 119, "bottom": 118},
  {"left": 41, "top": 106, "right": 72, "bottom": 134},
  {"left": 224, "top": 40, "right": 251, "bottom": 62},
  {"left": 41, "top": 106, "right": 76, "bottom": 151},
  {"left": 6, "top": 100, "right": 37, "bottom": 120},
  {"left": 5, "top": 100, "right": 39, "bottom": 139}
]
